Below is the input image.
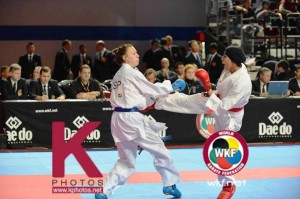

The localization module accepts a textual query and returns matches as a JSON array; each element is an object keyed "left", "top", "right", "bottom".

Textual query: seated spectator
[
  {"left": 288, "top": 66, "right": 300, "bottom": 96},
  {"left": 252, "top": 67, "right": 272, "bottom": 96},
  {"left": 182, "top": 64, "right": 205, "bottom": 95},
  {"left": 0, "top": 77, "right": 8, "bottom": 100},
  {"left": 234, "top": 0, "right": 255, "bottom": 34},
  {"left": 279, "top": 0, "right": 298, "bottom": 18},
  {"left": 156, "top": 58, "right": 178, "bottom": 83},
  {"left": 262, "top": 59, "right": 291, "bottom": 80},
  {"left": 255, "top": 0, "right": 282, "bottom": 21},
  {"left": 69, "top": 64, "right": 102, "bottom": 99},
  {"left": 29, "top": 66, "right": 65, "bottom": 100},
  {"left": 1, "top": 65, "right": 10, "bottom": 80},
  {"left": 144, "top": 68, "right": 160, "bottom": 83},
  {"left": 6, "top": 64, "right": 28, "bottom": 100},
  {"left": 32, "top": 66, "right": 42, "bottom": 80},
  {"left": 174, "top": 62, "right": 185, "bottom": 79}
]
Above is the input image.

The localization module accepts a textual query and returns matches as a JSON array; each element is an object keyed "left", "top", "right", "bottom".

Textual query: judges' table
[{"left": 1, "top": 98, "right": 300, "bottom": 149}]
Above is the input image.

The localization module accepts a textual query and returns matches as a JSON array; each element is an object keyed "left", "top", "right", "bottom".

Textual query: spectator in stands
[
  {"left": 93, "top": 40, "right": 115, "bottom": 82},
  {"left": 182, "top": 64, "right": 205, "bottom": 95},
  {"left": 184, "top": 40, "right": 203, "bottom": 68},
  {"left": 255, "top": 0, "right": 282, "bottom": 21},
  {"left": 279, "top": 0, "right": 299, "bottom": 18},
  {"left": 18, "top": 42, "right": 42, "bottom": 79},
  {"left": 6, "top": 64, "right": 28, "bottom": 100},
  {"left": 69, "top": 64, "right": 102, "bottom": 99},
  {"left": 0, "top": 76, "right": 7, "bottom": 100},
  {"left": 142, "top": 39, "right": 160, "bottom": 69},
  {"left": 1, "top": 65, "right": 10, "bottom": 80},
  {"left": 251, "top": 67, "right": 272, "bottom": 96},
  {"left": 71, "top": 44, "right": 93, "bottom": 79},
  {"left": 234, "top": 0, "right": 255, "bottom": 34},
  {"left": 166, "top": 35, "right": 184, "bottom": 65},
  {"left": 52, "top": 39, "right": 72, "bottom": 82},
  {"left": 156, "top": 58, "right": 178, "bottom": 83},
  {"left": 144, "top": 68, "right": 159, "bottom": 83},
  {"left": 262, "top": 59, "right": 291, "bottom": 80},
  {"left": 174, "top": 62, "right": 185, "bottom": 79},
  {"left": 154, "top": 37, "right": 174, "bottom": 71},
  {"left": 205, "top": 43, "right": 224, "bottom": 84},
  {"left": 29, "top": 66, "right": 65, "bottom": 100},
  {"left": 26, "top": 66, "right": 42, "bottom": 89},
  {"left": 288, "top": 66, "right": 300, "bottom": 96},
  {"left": 32, "top": 66, "right": 42, "bottom": 80}
]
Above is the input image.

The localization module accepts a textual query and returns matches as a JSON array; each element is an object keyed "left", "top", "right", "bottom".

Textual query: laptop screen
[{"left": 268, "top": 81, "right": 289, "bottom": 96}]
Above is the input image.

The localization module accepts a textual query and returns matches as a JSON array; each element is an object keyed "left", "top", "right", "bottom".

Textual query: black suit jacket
[
  {"left": 154, "top": 47, "right": 174, "bottom": 71},
  {"left": 170, "top": 45, "right": 184, "bottom": 64},
  {"left": 288, "top": 77, "right": 300, "bottom": 94},
  {"left": 184, "top": 51, "right": 203, "bottom": 68},
  {"left": 205, "top": 54, "right": 223, "bottom": 84},
  {"left": 251, "top": 78, "right": 269, "bottom": 96},
  {"left": 71, "top": 54, "right": 93, "bottom": 79},
  {"left": 6, "top": 77, "right": 28, "bottom": 100},
  {"left": 29, "top": 79, "right": 65, "bottom": 99},
  {"left": 52, "top": 48, "right": 71, "bottom": 82},
  {"left": 0, "top": 78, "right": 8, "bottom": 100},
  {"left": 18, "top": 53, "right": 42, "bottom": 79},
  {"left": 156, "top": 70, "right": 178, "bottom": 83},
  {"left": 142, "top": 49, "right": 156, "bottom": 69},
  {"left": 93, "top": 50, "right": 115, "bottom": 82}
]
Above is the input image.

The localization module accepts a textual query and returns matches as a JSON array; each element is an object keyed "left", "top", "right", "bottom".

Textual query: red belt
[
  {"left": 205, "top": 94, "right": 244, "bottom": 114},
  {"left": 228, "top": 107, "right": 244, "bottom": 112}
]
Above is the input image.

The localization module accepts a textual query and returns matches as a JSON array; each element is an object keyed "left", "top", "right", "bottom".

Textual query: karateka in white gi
[
  {"left": 155, "top": 46, "right": 252, "bottom": 199},
  {"left": 95, "top": 44, "right": 183, "bottom": 199}
]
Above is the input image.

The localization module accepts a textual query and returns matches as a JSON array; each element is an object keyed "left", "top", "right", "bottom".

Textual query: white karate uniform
[
  {"left": 104, "top": 63, "right": 181, "bottom": 196},
  {"left": 156, "top": 64, "right": 252, "bottom": 184}
]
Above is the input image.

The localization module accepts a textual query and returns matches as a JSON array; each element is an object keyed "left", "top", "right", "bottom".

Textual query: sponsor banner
[
  {"left": 3, "top": 100, "right": 114, "bottom": 148},
  {"left": 1, "top": 98, "right": 300, "bottom": 148}
]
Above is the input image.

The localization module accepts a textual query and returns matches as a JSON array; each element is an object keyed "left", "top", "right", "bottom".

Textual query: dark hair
[
  {"left": 209, "top": 42, "right": 218, "bottom": 50},
  {"left": 277, "top": 60, "right": 289, "bottom": 71},
  {"left": 160, "top": 37, "right": 167, "bottom": 46},
  {"left": 26, "top": 42, "right": 34, "bottom": 48},
  {"left": 79, "top": 44, "right": 87, "bottom": 49},
  {"left": 1, "top": 65, "right": 9, "bottom": 73},
  {"left": 40, "top": 66, "right": 51, "bottom": 74},
  {"left": 175, "top": 62, "right": 184, "bottom": 69},
  {"left": 62, "top": 39, "right": 71, "bottom": 47},
  {"left": 150, "top": 39, "right": 159, "bottom": 46},
  {"left": 112, "top": 44, "right": 133, "bottom": 65}
]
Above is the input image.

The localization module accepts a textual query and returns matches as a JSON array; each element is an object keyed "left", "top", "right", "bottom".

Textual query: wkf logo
[
  {"left": 5, "top": 116, "right": 33, "bottom": 144},
  {"left": 64, "top": 116, "right": 101, "bottom": 142},
  {"left": 259, "top": 112, "right": 292, "bottom": 138},
  {"left": 203, "top": 130, "right": 249, "bottom": 176}
]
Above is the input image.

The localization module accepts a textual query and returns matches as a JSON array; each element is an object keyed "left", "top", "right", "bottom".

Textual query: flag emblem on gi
[{"left": 202, "top": 130, "right": 249, "bottom": 176}]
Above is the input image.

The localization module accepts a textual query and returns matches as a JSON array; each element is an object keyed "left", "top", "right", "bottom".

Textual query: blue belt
[{"left": 114, "top": 107, "right": 140, "bottom": 112}]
